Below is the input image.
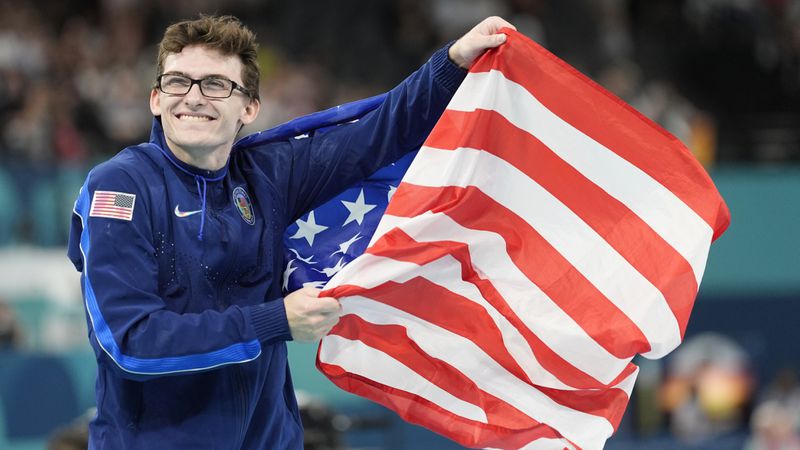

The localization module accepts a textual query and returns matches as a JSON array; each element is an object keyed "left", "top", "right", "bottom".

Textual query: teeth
[{"left": 178, "top": 115, "right": 211, "bottom": 121}]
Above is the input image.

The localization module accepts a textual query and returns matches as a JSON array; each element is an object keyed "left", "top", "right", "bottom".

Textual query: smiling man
[{"left": 67, "top": 14, "right": 514, "bottom": 449}]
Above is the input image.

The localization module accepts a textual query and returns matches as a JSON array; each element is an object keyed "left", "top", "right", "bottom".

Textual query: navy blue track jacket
[{"left": 67, "top": 46, "right": 465, "bottom": 449}]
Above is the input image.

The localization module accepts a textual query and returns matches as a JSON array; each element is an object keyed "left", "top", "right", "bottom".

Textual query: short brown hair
[{"left": 156, "top": 15, "right": 260, "bottom": 100}]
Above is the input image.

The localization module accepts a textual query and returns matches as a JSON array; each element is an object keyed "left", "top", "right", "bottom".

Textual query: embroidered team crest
[
  {"left": 232, "top": 186, "right": 255, "bottom": 225},
  {"left": 89, "top": 190, "right": 136, "bottom": 221}
]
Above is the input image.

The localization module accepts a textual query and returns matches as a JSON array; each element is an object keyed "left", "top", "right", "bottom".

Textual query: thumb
[
  {"left": 315, "top": 296, "right": 342, "bottom": 313},
  {"left": 488, "top": 33, "right": 507, "bottom": 47}
]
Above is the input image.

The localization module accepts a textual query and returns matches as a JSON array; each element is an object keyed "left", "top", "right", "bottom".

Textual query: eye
[
  {"left": 163, "top": 75, "right": 191, "bottom": 88},
  {"left": 202, "top": 78, "right": 230, "bottom": 91}
]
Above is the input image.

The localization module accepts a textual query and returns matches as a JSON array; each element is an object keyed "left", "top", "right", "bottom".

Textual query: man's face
[{"left": 150, "top": 45, "right": 259, "bottom": 163}]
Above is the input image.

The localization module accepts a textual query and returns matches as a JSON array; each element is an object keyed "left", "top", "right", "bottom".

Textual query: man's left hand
[{"left": 448, "top": 16, "right": 517, "bottom": 69}]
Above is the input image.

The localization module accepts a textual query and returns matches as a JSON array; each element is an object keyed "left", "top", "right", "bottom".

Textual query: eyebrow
[{"left": 161, "top": 71, "right": 232, "bottom": 80}]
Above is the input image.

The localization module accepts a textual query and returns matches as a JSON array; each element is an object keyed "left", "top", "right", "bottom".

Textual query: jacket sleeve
[
  {"left": 68, "top": 163, "right": 290, "bottom": 381},
  {"left": 284, "top": 44, "right": 466, "bottom": 220}
]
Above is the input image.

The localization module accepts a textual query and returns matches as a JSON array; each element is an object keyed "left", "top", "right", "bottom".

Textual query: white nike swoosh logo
[{"left": 174, "top": 205, "right": 202, "bottom": 218}]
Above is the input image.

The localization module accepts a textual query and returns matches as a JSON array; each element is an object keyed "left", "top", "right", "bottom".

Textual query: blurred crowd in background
[
  {"left": 3, "top": 0, "right": 800, "bottom": 162},
  {"left": 0, "top": 0, "right": 799, "bottom": 449},
  {"left": 2, "top": 0, "right": 800, "bottom": 246}
]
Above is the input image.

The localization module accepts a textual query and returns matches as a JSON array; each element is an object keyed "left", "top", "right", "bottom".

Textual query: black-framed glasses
[{"left": 156, "top": 74, "right": 251, "bottom": 99}]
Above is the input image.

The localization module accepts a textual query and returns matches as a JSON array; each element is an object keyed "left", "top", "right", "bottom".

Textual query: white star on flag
[
  {"left": 282, "top": 259, "right": 298, "bottom": 291},
  {"left": 341, "top": 189, "right": 376, "bottom": 226},
  {"left": 289, "top": 248, "right": 317, "bottom": 265},
  {"left": 332, "top": 233, "right": 364, "bottom": 256},
  {"left": 313, "top": 257, "right": 348, "bottom": 277},
  {"left": 289, "top": 210, "right": 328, "bottom": 246}
]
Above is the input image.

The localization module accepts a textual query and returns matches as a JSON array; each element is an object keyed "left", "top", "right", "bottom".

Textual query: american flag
[
  {"left": 89, "top": 191, "right": 136, "bottom": 221},
  {"left": 284, "top": 29, "right": 729, "bottom": 450}
]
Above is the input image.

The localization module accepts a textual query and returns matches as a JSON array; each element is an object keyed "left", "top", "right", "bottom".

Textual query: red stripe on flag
[
  {"left": 470, "top": 32, "right": 729, "bottom": 239},
  {"left": 537, "top": 384, "right": 630, "bottom": 433},
  {"left": 92, "top": 209, "right": 129, "bottom": 214},
  {"left": 91, "top": 207, "right": 128, "bottom": 213},
  {"left": 89, "top": 210, "right": 132, "bottom": 219},
  {"left": 426, "top": 108, "right": 699, "bottom": 335}
]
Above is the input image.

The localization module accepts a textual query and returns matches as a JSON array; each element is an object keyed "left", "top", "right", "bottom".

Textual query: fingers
[
  {"left": 483, "top": 15, "right": 516, "bottom": 33},
  {"left": 284, "top": 287, "right": 342, "bottom": 342},
  {"left": 298, "top": 310, "right": 341, "bottom": 341},
  {"left": 478, "top": 16, "right": 515, "bottom": 48},
  {"left": 449, "top": 16, "right": 516, "bottom": 69},
  {"left": 311, "top": 296, "right": 341, "bottom": 315},
  {"left": 300, "top": 286, "right": 321, "bottom": 297},
  {"left": 314, "top": 312, "right": 341, "bottom": 334},
  {"left": 481, "top": 33, "right": 508, "bottom": 50}
]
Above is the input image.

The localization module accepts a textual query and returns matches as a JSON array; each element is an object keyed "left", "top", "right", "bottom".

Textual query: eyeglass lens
[{"left": 160, "top": 75, "right": 234, "bottom": 98}]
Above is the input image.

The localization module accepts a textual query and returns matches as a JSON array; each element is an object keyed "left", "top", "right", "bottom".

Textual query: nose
[{"left": 183, "top": 82, "right": 206, "bottom": 105}]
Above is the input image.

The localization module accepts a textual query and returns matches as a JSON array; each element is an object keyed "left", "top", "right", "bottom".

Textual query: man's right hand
[{"left": 284, "top": 287, "right": 342, "bottom": 342}]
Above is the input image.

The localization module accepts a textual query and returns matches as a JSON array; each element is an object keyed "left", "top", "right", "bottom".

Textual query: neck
[{"left": 166, "top": 140, "right": 232, "bottom": 171}]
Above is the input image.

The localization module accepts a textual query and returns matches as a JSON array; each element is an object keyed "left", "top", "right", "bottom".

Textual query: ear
[
  {"left": 239, "top": 98, "right": 261, "bottom": 125},
  {"left": 149, "top": 89, "right": 161, "bottom": 116}
]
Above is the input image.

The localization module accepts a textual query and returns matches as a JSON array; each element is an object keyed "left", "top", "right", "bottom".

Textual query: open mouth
[{"left": 176, "top": 113, "right": 215, "bottom": 122}]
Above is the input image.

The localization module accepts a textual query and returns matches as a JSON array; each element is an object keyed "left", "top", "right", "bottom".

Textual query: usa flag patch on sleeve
[{"left": 89, "top": 190, "right": 136, "bottom": 221}]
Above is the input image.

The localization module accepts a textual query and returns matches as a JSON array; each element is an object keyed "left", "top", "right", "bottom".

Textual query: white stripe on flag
[
  {"left": 615, "top": 365, "right": 640, "bottom": 398},
  {"left": 447, "top": 70, "right": 713, "bottom": 285}
]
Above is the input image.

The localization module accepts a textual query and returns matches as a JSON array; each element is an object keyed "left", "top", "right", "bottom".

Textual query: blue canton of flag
[{"left": 282, "top": 151, "right": 416, "bottom": 293}]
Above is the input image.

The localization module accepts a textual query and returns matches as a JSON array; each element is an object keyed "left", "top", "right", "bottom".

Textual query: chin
[{"left": 170, "top": 127, "right": 216, "bottom": 144}]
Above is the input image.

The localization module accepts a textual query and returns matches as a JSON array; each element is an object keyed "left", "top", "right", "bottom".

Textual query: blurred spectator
[
  {"left": 760, "top": 368, "right": 800, "bottom": 414},
  {"left": 48, "top": 423, "right": 90, "bottom": 450},
  {"left": 634, "top": 80, "right": 695, "bottom": 146},
  {"left": 249, "top": 58, "right": 331, "bottom": 131},
  {"left": 633, "top": 79, "right": 718, "bottom": 166},
  {"left": 47, "top": 408, "right": 93, "bottom": 450},
  {"left": 297, "top": 391, "right": 346, "bottom": 450},
  {"left": 507, "top": 0, "right": 547, "bottom": 46},
  {"left": 0, "top": 300, "right": 23, "bottom": 349},
  {"left": 745, "top": 400, "right": 800, "bottom": 450},
  {"left": 430, "top": 0, "right": 510, "bottom": 41},
  {"left": 3, "top": 81, "right": 53, "bottom": 167},
  {"left": 660, "top": 332, "right": 755, "bottom": 443},
  {"left": 744, "top": 367, "right": 800, "bottom": 450},
  {"left": 598, "top": 60, "right": 718, "bottom": 166},
  {"left": 597, "top": 58, "right": 644, "bottom": 104}
]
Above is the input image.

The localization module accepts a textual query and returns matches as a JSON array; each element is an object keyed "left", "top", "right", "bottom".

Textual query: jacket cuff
[
  {"left": 249, "top": 299, "right": 293, "bottom": 344},
  {"left": 430, "top": 42, "right": 467, "bottom": 94}
]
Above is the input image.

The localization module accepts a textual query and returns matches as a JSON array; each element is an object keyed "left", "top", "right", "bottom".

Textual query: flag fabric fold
[{"left": 283, "top": 29, "right": 730, "bottom": 450}]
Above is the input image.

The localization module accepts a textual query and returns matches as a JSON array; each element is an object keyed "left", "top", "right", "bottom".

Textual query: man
[{"left": 68, "top": 14, "right": 514, "bottom": 449}]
